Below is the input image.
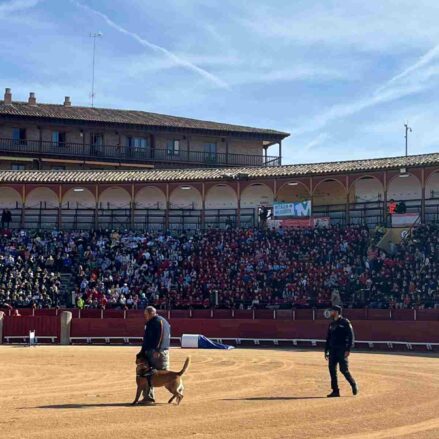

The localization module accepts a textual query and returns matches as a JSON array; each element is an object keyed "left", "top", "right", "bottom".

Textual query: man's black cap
[{"left": 330, "top": 305, "right": 342, "bottom": 313}]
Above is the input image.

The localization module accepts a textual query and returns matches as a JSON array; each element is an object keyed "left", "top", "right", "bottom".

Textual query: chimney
[
  {"left": 4, "top": 88, "right": 12, "bottom": 105},
  {"left": 63, "top": 96, "right": 71, "bottom": 107},
  {"left": 28, "top": 92, "right": 37, "bottom": 106}
]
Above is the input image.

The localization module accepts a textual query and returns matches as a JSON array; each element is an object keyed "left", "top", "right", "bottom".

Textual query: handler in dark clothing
[
  {"left": 325, "top": 305, "right": 358, "bottom": 397},
  {"left": 137, "top": 306, "right": 171, "bottom": 404}
]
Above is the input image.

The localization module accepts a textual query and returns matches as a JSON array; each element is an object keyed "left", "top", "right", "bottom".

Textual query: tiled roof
[
  {"left": 0, "top": 100, "right": 289, "bottom": 139},
  {"left": 0, "top": 152, "right": 437, "bottom": 184}
]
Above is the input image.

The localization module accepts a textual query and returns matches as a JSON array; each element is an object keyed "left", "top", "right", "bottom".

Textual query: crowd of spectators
[
  {"left": 0, "top": 224, "right": 437, "bottom": 310},
  {"left": 0, "top": 230, "right": 64, "bottom": 308}
]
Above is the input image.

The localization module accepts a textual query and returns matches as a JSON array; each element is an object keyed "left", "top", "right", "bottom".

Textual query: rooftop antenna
[
  {"left": 404, "top": 122, "right": 412, "bottom": 157},
  {"left": 89, "top": 32, "right": 103, "bottom": 107}
]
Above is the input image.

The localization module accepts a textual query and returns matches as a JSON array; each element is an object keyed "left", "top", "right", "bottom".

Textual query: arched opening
[
  {"left": 62, "top": 188, "right": 96, "bottom": 208},
  {"left": 135, "top": 186, "right": 166, "bottom": 209},
  {"left": 276, "top": 181, "right": 310, "bottom": 203},
  {"left": 312, "top": 179, "right": 346, "bottom": 206},
  {"left": 99, "top": 187, "right": 131, "bottom": 208},
  {"left": 387, "top": 174, "right": 421, "bottom": 200},
  {"left": 170, "top": 185, "right": 202, "bottom": 209},
  {"left": 0, "top": 187, "right": 22, "bottom": 208},
  {"left": 426, "top": 171, "right": 439, "bottom": 199},
  {"left": 205, "top": 184, "right": 238, "bottom": 209},
  {"left": 349, "top": 176, "right": 384, "bottom": 203},
  {"left": 26, "top": 187, "right": 59, "bottom": 208},
  {"left": 240, "top": 183, "right": 274, "bottom": 208}
]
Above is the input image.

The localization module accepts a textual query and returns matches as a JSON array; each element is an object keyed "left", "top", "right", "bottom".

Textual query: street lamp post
[
  {"left": 404, "top": 123, "right": 412, "bottom": 157},
  {"left": 89, "top": 32, "right": 103, "bottom": 107}
]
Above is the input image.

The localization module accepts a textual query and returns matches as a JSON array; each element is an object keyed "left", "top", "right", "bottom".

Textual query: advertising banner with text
[
  {"left": 268, "top": 217, "right": 330, "bottom": 229},
  {"left": 272, "top": 201, "right": 312, "bottom": 218}
]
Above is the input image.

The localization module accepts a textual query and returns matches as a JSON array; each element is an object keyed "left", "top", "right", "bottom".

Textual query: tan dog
[{"left": 132, "top": 355, "right": 190, "bottom": 405}]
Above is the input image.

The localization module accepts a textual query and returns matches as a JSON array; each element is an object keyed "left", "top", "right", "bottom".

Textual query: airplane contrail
[{"left": 72, "top": 1, "right": 229, "bottom": 89}]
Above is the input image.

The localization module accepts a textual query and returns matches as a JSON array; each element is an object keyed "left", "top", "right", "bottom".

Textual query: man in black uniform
[
  {"left": 325, "top": 305, "right": 358, "bottom": 397},
  {"left": 137, "top": 306, "right": 171, "bottom": 404}
]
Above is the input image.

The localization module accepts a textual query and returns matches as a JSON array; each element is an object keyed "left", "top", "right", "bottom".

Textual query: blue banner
[{"left": 273, "top": 200, "right": 312, "bottom": 218}]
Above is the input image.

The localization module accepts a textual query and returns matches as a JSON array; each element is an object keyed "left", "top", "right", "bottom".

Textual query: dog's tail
[{"left": 177, "top": 357, "right": 191, "bottom": 376}]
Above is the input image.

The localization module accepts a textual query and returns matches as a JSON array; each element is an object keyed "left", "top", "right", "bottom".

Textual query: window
[
  {"left": 167, "top": 139, "right": 180, "bottom": 156},
  {"left": 127, "top": 137, "right": 149, "bottom": 149},
  {"left": 52, "top": 131, "right": 66, "bottom": 147},
  {"left": 90, "top": 133, "right": 104, "bottom": 155},
  {"left": 12, "top": 128, "right": 26, "bottom": 145},
  {"left": 11, "top": 163, "right": 25, "bottom": 170},
  {"left": 204, "top": 142, "right": 217, "bottom": 160},
  {"left": 91, "top": 133, "right": 104, "bottom": 146}
]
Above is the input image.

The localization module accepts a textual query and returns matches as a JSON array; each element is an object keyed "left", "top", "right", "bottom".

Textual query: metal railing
[
  {"left": 0, "top": 138, "right": 280, "bottom": 167},
  {"left": 4, "top": 199, "right": 439, "bottom": 231}
]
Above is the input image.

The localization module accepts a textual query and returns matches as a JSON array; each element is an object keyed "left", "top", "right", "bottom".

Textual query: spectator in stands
[
  {"left": 0, "top": 225, "right": 437, "bottom": 311},
  {"left": 1, "top": 209, "right": 11, "bottom": 228}
]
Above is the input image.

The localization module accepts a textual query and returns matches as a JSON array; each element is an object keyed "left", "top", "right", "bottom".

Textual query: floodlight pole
[
  {"left": 90, "top": 32, "right": 102, "bottom": 107},
  {"left": 404, "top": 123, "right": 412, "bottom": 157}
]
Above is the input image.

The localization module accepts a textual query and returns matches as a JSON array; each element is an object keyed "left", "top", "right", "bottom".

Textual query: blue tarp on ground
[{"left": 198, "top": 335, "right": 234, "bottom": 350}]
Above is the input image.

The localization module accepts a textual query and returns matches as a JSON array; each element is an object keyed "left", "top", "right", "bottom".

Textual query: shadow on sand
[
  {"left": 222, "top": 396, "right": 327, "bottom": 401},
  {"left": 24, "top": 402, "right": 167, "bottom": 409}
]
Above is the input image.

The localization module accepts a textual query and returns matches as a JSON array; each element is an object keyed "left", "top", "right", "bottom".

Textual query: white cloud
[
  {"left": 302, "top": 132, "right": 330, "bottom": 151},
  {"left": 71, "top": 1, "right": 229, "bottom": 89},
  {"left": 229, "top": 66, "right": 349, "bottom": 87},
  {"left": 239, "top": 1, "right": 439, "bottom": 52},
  {"left": 292, "top": 40, "right": 439, "bottom": 138},
  {"left": 0, "top": 0, "right": 40, "bottom": 17}
]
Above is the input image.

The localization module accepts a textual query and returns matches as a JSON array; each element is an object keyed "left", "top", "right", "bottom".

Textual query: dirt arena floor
[{"left": 0, "top": 346, "right": 438, "bottom": 439}]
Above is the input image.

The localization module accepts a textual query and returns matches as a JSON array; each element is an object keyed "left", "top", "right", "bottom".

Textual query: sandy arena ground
[{"left": 0, "top": 346, "right": 438, "bottom": 439}]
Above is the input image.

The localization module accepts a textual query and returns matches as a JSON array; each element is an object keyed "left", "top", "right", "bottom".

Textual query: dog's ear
[{"left": 136, "top": 352, "right": 147, "bottom": 364}]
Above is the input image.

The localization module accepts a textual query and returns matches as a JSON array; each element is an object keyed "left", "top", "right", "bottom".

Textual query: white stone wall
[
  {"left": 205, "top": 185, "right": 238, "bottom": 209},
  {"left": 276, "top": 183, "right": 310, "bottom": 203},
  {"left": 26, "top": 187, "right": 59, "bottom": 208},
  {"left": 135, "top": 186, "right": 166, "bottom": 209},
  {"left": 353, "top": 177, "right": 384, "bottom": 202},
  {"left": 169, "top": 186, "right": 202, "bottom": 209},
  {"left": 426, "top": 172, "right": 439, "bottom": 198},
  {"left": 241, "top": 183, "right": 274, "bottom": 208},
  {"left": 99, "top": 187, "right": 131, "bottom": 208},
  {"left": 62, "top": 188, "right": 96, "bottom": 208},
  {"left": 387, "top": 174, "right": 422, "bottom": 200},
  {"left": 313, "top": 180, "right": 346, "bottom": 206},
  {"left": 0, "top": 187, "right": 22, "bottom": 208}
]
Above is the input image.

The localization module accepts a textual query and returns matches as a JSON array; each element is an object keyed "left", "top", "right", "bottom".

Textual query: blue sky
[{"left": 2, "top": 0, "right": 439, "bottom": 164}]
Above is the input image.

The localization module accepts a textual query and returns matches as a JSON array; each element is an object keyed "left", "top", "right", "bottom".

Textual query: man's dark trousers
[{"left": 328, "top": 347, "right": 356, "bottom": 391}]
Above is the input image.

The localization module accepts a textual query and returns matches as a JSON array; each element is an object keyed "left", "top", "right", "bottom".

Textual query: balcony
[{"left": 0, "top": 138, "right": 280, "bottom": 168}]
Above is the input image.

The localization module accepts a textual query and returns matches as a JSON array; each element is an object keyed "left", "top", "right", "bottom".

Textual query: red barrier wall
[
  {"left": 1, "top": 308, "right": 438, "bottom": 321},
  {"left": 3, "top": 316, "right": 59, "bottom": 338},
  {"left": 70, "top": 318, "right": 439, "bottom": 343},
  {"left": 2, "top": 314, "right": 438, "bottom": 344}
]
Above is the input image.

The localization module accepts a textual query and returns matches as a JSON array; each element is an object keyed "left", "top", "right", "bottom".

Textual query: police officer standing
[
  {"left": 137, "top": 306, "right": 171, "bottom": 404},
  {"left": 325, "top": 305, "right": 358, "bottom": 397}
]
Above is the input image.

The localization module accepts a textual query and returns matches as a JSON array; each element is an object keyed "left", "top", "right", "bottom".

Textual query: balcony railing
[{"left": 0, "top": 138, "right": 280, "bottom": 167}]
